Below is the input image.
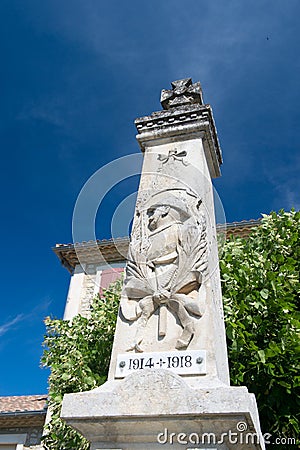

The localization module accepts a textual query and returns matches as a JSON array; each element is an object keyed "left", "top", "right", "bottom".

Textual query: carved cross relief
[{"left": 160, "top": 78, "right": 203, "bottom": 110}]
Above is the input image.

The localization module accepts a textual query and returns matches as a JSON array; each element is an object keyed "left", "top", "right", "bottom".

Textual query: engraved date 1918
[
  {"left": 115, "top": 350, "right": 206, "bottom": 378},
  {"left": 128, "top": 355, "right": 192, "bottom": 370}
]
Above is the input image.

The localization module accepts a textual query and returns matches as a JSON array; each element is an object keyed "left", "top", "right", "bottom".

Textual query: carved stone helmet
[{"left": 144, "top": 190, "right": 191, "bottom": 222}]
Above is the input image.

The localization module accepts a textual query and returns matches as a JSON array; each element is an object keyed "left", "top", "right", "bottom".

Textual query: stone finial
[{"left": 160, "top": 78, "right": 203, "bottom": 110}]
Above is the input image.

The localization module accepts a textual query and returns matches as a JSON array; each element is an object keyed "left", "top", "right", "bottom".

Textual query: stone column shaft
[{"left": 61, "top": 79, "right": 265, "bottom": 450}]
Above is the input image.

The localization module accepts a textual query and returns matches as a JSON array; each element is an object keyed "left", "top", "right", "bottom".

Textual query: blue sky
[{"left": 0, "top": 0, "right": 299, "bottom": 395}]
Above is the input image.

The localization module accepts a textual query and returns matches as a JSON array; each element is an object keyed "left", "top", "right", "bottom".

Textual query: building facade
[{"left": 0, "top": 395, "right": 47, "bottom": 450}]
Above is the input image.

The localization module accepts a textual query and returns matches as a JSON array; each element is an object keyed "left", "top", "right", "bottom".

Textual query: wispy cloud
[
  {"left": 284, "top": 186, "right": 300, "bottom": 211},
  {"left": 271, "top": 181, "right": 300, "bottom": 212},
  {"left": 17, "top": 98, "right": 66, "bottom": 128},
  {"left": 30, "top": 297, "right": 53, "bottom": 319},
  {"left": 0, "top": 314, "right": 24, "bottom": 337},
  {"left": 0, "top": 296, "right": 52, "bottom": 339},
  {"left": 263, "top": 153, "right": 300, "bottom": 212}
]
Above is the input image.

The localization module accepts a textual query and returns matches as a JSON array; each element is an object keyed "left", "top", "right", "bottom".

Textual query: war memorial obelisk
[{"left": 61, "top": 79, "right": 265, "bottom": 449}]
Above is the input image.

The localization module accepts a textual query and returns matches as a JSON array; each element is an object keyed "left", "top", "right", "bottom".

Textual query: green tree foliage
[
  {"left": 41, "top": 278, "right": 122, "bottom": 450},
  {"left": 221, "top": 210, "right": 299, "bottom": 446},
  {"left": 42, "top": 210, "right": 299, "bottom": 448}
]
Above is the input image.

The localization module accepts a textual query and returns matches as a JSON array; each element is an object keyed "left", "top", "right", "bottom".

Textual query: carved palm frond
[
  {"left": 125, "top": 243, "right": 156, "bottom": 298},
  {"left": 171, "top": 218, "right": 207, "bottom": 294}
]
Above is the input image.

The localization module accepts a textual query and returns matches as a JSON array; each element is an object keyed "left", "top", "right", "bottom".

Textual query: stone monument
[{"left": 61, "top": 79, "right": 265, "bottom": 449}]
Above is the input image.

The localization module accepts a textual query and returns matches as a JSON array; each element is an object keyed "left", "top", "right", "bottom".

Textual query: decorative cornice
[
  {"left": 53, "top": 237, "right": 129, "bottom": 273},
  {"left": 53, "top": 220, "right": 261, "bottom": 274},
  {"left": 135, "top": 104, "right": 210, "bottom": 134},
  {"left": 135, "top": 98, "right": 222, "bottom": 178}
]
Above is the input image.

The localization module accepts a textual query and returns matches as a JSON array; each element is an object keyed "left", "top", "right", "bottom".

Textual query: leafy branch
[{"left": 41, "top": 278, "right": 122, "bottom": 450}]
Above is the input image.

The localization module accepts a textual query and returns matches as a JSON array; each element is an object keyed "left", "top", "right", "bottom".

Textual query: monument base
[{"left": 61, "top": 369, "right": 265, "bottom": 450}]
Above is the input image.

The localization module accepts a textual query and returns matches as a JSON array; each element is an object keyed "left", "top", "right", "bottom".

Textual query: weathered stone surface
[
  {"left": 135, "top": 104, "right": 222, "bottom": 178},
  {"left": 61, "top": 369, "right": 264, "bottom": 449},
  {"left": 123, "top": 187, "right": 208, "bottom": 352},
  {"left": 61, "top": 79, "right": 264, "bottom": 450},
  {"left": 109, "top": 138, "right": 229, "bottom": 387},
  {"left": 160, "top": 78, "right": 203, "bottom": 110}
]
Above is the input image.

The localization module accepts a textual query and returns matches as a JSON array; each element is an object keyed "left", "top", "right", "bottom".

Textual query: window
[
  {"left": 99, "top": 267, "right": 124, "bottom": 296},
  {"left": 0, "top": 434, "right": 26, "bottom": 450}
]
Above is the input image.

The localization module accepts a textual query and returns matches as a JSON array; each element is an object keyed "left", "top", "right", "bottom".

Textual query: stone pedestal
[
  {"left": 61, "top": 79, "right": 265, "bottom": 449},
  {"left": 62, "top": 370, "right": 264, "bottom": 449}
]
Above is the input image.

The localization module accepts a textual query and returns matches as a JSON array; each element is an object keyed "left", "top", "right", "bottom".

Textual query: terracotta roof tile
[{"left": 0, "top": 395, "right": 47, "bottom": 414}]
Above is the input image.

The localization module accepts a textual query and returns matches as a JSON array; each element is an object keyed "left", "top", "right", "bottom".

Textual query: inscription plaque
[{"left": 115, "top": 350, "right": 206, "bottom": 378}]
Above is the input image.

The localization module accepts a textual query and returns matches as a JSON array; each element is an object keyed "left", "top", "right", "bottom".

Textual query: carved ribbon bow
[{"left": 157, "top": 150, "right": 189, "bottom": 166}]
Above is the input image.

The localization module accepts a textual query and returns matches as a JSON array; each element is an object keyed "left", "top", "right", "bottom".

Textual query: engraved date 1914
[
  {"left": 129, "top": 355, "right": 192, "bottom": 370},
  {"left": 115, "top": 350, "right": 206, "bottom": 378}
]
